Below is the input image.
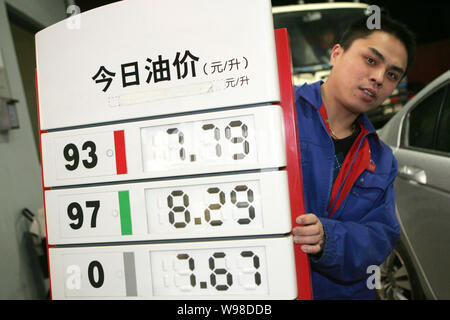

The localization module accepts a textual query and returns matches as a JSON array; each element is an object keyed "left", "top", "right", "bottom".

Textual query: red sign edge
[
  {"left": 36, "top": 69, "right": 54, "bottom": 300},
  {"left": 275, "top": 28, "right": 313, "bottom": 300}
]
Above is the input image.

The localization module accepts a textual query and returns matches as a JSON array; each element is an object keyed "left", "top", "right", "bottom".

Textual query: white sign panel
[
  {"left": 36, "top": 0, "right": 279, "bottom": 130},
  {"left": 49, "top": 236, "right": 297, "bottom": 299},
  {"left": 39, "top": 0, "right": 299, "bottom": 301},
  {"left": 41, "top": 106, "right": 286, "bottom": 187},
  {"left": 45, "top": 171, "right": 291, "bottom": 245}
]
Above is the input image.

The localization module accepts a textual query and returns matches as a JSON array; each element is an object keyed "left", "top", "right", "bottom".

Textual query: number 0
[{"left": 88, "top": 260, "right": 104, "bottom": 288}]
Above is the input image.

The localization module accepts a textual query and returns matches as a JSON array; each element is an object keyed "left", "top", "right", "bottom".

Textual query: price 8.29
[{"left": 155, "top": 183, "right": 257, "bottom": 230}]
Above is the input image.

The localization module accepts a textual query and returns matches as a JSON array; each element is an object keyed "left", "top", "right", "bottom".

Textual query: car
[{"left": 377, "top": 70, "right": 450, "bottom": 299}]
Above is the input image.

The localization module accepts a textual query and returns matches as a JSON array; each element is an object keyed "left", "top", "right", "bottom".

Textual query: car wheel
[{"left": 376, "top": 241, "right": 426, "bottom": 300}]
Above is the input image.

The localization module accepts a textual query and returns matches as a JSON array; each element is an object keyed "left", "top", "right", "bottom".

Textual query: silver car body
[{"left": 378, "top": 70, "right": 450, "bottom": 299}]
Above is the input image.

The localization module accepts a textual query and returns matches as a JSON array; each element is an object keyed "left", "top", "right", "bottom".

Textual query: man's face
[{"left": 329, "top": 31, "right": 408, "bottom": 114}]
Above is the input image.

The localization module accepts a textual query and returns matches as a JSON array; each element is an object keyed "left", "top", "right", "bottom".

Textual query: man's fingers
[
  {"left": 292, "top": 225, "right": 321, "bottom": 236},
  {"left": 293, "top": 234, "right": 322, "bottom": 245},
  {"left": 296, "top": 213, "right": 319, "bottom": 225},
  {"left": 293, "top": 213, "right": 325, "bottom": 256},
  {"left": 300, "top": 244, "right": 321, "bottom": 254}
]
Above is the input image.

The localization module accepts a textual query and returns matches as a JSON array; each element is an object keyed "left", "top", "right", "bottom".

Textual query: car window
[
  {"left": 435, "top": 85, "right": 450, "bottom": 153},
  {"left": 407, "top": 86, "right": 446, "bottom": 150}
]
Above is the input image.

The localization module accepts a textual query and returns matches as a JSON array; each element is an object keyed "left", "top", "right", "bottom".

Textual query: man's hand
[{"left": 292, "top": 213, "right": 325, "bottom": 255}]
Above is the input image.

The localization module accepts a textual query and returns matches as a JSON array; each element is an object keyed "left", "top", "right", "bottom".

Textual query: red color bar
[
  {"left": 275, "top": 28, "right": 313, "bottom": 300},
  {"left": 114, "top": 130, "right": 128, "bottom": 174}
]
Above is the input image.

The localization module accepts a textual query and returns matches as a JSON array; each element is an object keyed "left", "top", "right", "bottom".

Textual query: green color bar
[{"left": 118, "top": 191, "right": 132, "bottom": 235}]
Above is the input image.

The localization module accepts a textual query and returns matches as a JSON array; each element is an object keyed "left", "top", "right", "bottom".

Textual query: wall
[
  {"left": 408, "top": 39, "right": 450, "bottom": 89},
  {"left": 0, "top": 0, "right": 66, "bottom": 299}
]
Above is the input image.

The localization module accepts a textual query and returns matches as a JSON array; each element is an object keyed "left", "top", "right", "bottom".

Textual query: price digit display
[
  {"left": 205, "top": 187, "right": 225, "bottom": 226},
  {"left": 147, "top": 180, "right": 263, "bottom": 234},
  {"left": 153, "top": 120, "right": 251, "bottom": 164},
  {"left": 225, "top": 120, "right": 249, "bottom": 160},
  {"left": 209, "top": 252, "right": 233, "bottom": 291},
  {"left": 231, "top": 185, "right": 254, "bottom": 225},
  {"left": 141, "top": 115, "right": 258, "bottom": 171},
  {"left": 176, "top": 254, "right": 196, "bottom": 288},
  {"left": 240, "top": 251, "right": 261, "bottom": 289},
  {"left": 202, "top": 124, "right": 221, "bottom": 158},
  {"left": 150, "top": 246, "right": 269, "bottom": 296},
  {"left": 167, "top": 190, "right": 190, "bottom": 228}
]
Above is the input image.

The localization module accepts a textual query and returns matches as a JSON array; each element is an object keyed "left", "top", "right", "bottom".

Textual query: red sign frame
[{"left": 275, "top": 28, "right": 313, "bottom": 300}]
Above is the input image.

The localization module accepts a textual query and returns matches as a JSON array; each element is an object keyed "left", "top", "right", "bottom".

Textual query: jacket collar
[
  {"left": 296, "top": 80, "right": 324, "bottom": 111},
  {"left": 295, "top": 80, "right": 381, "bottom": 143}
]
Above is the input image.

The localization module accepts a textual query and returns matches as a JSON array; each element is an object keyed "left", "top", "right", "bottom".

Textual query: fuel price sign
[{"left": 37, "top": 0, "right": 311, "bottom": 300}]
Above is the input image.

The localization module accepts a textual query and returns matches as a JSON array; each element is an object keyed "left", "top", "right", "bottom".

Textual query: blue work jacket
[{"left": 295, "top": 81, "right": 401, "bottom": 299}]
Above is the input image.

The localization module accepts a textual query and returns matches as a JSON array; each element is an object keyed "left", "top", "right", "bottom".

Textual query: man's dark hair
[{"left": 338, "top": 14, "right": 416, "bottom": 78}]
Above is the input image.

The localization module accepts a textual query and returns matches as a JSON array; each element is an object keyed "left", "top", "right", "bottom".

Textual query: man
[{"left": 292, "top": 15, "right": 416, "bottom": 299}]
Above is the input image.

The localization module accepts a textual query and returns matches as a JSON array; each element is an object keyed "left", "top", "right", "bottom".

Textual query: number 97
[{"left": 67, "top": 201, "right": 101, "bottom": 230}]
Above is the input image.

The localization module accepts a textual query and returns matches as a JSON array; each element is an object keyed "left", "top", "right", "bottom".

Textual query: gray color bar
[{"left": 123, "top": 252, "right": 137, "bottom": 297}]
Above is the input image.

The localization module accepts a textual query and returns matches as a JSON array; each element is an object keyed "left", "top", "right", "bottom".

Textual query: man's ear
[{"left": 330, "top": 44, "right": 344, "bottom": 66}]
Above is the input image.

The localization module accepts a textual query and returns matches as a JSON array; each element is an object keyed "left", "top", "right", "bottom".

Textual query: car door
[{"left": 394, "top": 82, "right": 450, "bottom": 299}]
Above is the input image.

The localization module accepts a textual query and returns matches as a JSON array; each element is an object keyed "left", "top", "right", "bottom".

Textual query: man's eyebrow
[
  {"left": 369, "top": 47, "right": 385, "bottom": 62},
  {"left": 369, "top": 47, "right": 405, "bottom": 75}
]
